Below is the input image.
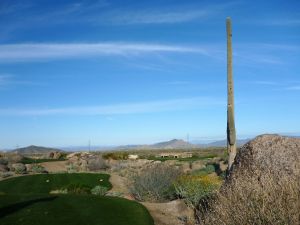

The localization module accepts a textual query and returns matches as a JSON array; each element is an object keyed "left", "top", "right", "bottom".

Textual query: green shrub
[
  {"left": 88, "top": 157, "right": 108, "bottom": 171},
  {"left": 102, "top": 152, "right": 128, "bottom": 160},
  {"left": 91, "top": 185, "right": 108, "bottom": 196},
  {"left": 0, "top": 171, "right": 14, "bottom": 178},
  {"left": 66, "top": 163, "right": 78, "bottom": 173},
  {"left": 12, "top": 163, "right": 26, "bottom": 174},
  {"left": 31, "top": 164, "right": 47, "bottom": 173},
  {"left": 0, "top": 158, "right": 8, "bottom": 165},
  {"left": 49, "top": 189, "right": 68, "bottom": 194},
  {"left": 174, "top": 174, "right": 222, "bottom": 208},
  {"left": 130, "top": 164, "right": 181, "bottom": 202},
  {"left": 65, "top": 183, "right": 91, "bottom": 194},
  {"left": 192, "top": 164, "right": 216, "bottom": 176}
]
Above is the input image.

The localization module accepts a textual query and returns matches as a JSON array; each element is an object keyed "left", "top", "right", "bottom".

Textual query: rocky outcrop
[
  {"left": 0, "top": 164, "right": 9, "bottom": 172},
  {"left": 67, "top": 152, "right": 108, "bottom": 172},
  {"left": 229, "top": 134, "right": 300, "bottom": 180},
  {"left": 48, "top": 151, "right": 63, "bottom": 159}
]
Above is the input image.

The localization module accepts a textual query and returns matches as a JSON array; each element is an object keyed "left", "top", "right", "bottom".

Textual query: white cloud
[
  {"left": 0, "top": 42, "right": 209, "bottom": 62},
  {"left": 263, "top": 19, "right": 300, "bottom": 26},
  {"left": 100, "top": 10, "right": 209, "bottom": 25},
  {"left": 0, "top": 97, "right": 224, "bottom": 116},
  {"left": 286, "top": 86, "right": 300, "bottom": 90},
  {"left": 0, "top": 74, "right": 44, "bottom": 87}
]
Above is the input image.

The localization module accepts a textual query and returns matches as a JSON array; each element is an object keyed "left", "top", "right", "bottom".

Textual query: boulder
[
  {"left": 48, "top": 151, "right": 62, "bottom": 159},
  {"left": 0, "top": 164, "right": 9, "bottom": 172},
  {"left": 229, "top": 134, "right": 300, "bottom": 180},
  {"left": 25, "top": 164, "right": 33, "bottom": 172}
]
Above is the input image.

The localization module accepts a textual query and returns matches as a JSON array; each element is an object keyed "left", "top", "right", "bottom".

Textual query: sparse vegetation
[
  {"left": 31, "top": 164, "right": 47, "bottom": 173},
  {"left": 130, "top": 164, "right": 181, "bottom": 202},
  {"left": 21, "top": 157, "right": 66, "bottom": 164},
  {"left": 87, "top": 157, "right": 109, "bottom": 171},
  {"left": 174, "top": 174, "right": 222, "bottom": 208},
  {"left": 145, "top": 154, "right": 218, "bottom": 162},
  {"left": 102, "top": 152, "right": 129, "bottom": 160},
  {"left": 64, "top": 183, "right": 91, "bottom": 194},
  {"left": 91, "top": 185, "right": 108, "bottom": 196}
]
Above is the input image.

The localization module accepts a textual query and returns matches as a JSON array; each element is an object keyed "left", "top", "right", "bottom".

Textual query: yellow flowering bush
[{"left": 174, "top": 174, "right": 222, "bottom": 208}]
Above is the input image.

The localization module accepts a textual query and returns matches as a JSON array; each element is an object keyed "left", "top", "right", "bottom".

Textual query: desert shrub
[
  {"left": 31, "top": 164, "right": 47, "bottom": 173},
  {"left": 174, "top": 174, "right": 222, "bottom": 208},
  {"left": 0, "top": 158, "right": 8, "bottom": 165},
  {"left": 12, "top": 163, "right": 26, "bottom": 174},
  {"left": 102, "top": 152, "right": 128, "bottom": 160},
  {"left": 66, "top": 163, "right": 78, "bottom": 173},
  {"left": 58, "top": 152, "right": 67, "bottom": 159},
  {"left": 0, "top": 171, "right": 14, "bottom": 178},
  {"left": 91, "top": 185, "right": 108, "bottom": 196},
  {"left": 199, "top": 172, "right": 300, "bottom": 225},
  {"left": 88, "top": 157, "right": 108, "bottom": 171},
  {"left": 65, "top": 183, "right": 91, "bottom": 194},
  {"left": 130, "top": 164, "right": 181, "bottom": 202},
  {"left": 49, "top": 189, "right": 68, "bottom": 194},
  {"left": 6, "top": 153, "right": 24, "bottom": 163},
  {"left": 192, "top": 164, "right": 216, "bottom": 176}
]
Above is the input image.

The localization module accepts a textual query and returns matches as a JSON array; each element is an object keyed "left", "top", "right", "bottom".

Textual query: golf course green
[{"left": 0, "top": 173, "right": 154, "bottom": 225}]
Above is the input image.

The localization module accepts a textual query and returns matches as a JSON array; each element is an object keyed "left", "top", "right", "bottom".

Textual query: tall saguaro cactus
[{"left": 226, "top": 17, "right": 237, "bottom": 170}]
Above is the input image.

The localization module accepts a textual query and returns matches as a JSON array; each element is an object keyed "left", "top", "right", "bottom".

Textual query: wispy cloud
[
  {"left": 234, "top": 43, "right": 300, "bottom": 66},
  {"left": 262, "top": 19, "right": 300, "bottom": 26},
  {"left": 0, "top": 42, "right": 210, "bottom": 63},
  {"left": 89, "top": 1, "right": 240, "bottom": 25},
  {"left": 97, "top": 9, "right": 209, "bottom": 25},
  {"left": 251, "top": 81, "right": 279, "bottom": 85},
  {"left": 0, "top": 97, "right": 224, "bottom": 116},
  {"left": 286, "top": 86, "right": 300, "bottom": 90},
  {"left": 0, "top": 74, "right": 44, "bottom": 88}
]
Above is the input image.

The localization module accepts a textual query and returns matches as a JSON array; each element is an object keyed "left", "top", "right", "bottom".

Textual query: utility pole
[{"left": 226, "top": 17, "right": 237, "bottom": 171}]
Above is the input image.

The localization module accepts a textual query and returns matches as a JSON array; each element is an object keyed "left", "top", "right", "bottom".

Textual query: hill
[
  {"left": 151, "top": 139, "right": 196, "bottom": 149},
  {"left": 201, "top": 139, "right": 250, "bottom": 147},
  {"left": 117, "top": 139, "right": 197, "bottom": 150},
  {"left": 12, "top": 145, "right": 63, "bottom": 155}
]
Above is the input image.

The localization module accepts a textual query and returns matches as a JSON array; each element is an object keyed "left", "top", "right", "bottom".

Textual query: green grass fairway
[
  {"left": 0, "top": 173, "right": 112, "bottom": 194},
  {"left": 0, "top": 174, "right": 154, "bottom": 225}
]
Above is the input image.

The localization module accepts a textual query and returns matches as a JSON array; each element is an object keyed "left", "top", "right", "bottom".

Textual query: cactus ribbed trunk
[{"left": 226, "top": 17, "right": 237, "bottom": 171}]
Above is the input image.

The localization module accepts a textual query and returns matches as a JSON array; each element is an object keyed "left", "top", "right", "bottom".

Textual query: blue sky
[{"left": 0, "top": 0, "right": 299, "bottom": 148}]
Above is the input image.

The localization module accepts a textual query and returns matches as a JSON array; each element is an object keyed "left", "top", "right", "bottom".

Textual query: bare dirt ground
[
  {"left": 142, "top": 200, "right": 193, "bottom": 225},
  {"left": 108, "top": 173, "right": 193, "bottom": 225},
  {"left": 39, "top": 161, "right": 68, "bottom": 173}
]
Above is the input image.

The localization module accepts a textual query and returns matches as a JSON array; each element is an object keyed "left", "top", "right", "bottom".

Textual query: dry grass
[{"left": 198, "top": 170, "right": 300, "bottom": 225}]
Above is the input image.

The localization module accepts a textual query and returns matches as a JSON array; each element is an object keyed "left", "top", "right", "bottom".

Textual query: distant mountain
[
  {"left": 115, "top": 139, "right": 197, "bottom": 150},
  {"left": 152, "top": 139, "right": 196, "bottom": 149},
  {"left": 12, "top": 145, "right": 63, "bottom": 155},
  {"left": 200, "top": 139, "right": 251, "bottom": 147}
]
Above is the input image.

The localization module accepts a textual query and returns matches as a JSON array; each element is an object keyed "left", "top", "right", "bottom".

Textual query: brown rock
[
  {"left": 229, "top": 134, "right": 300, "bottom": 179},
  {"left": 0, "top": 164, "right": 9, "bottom": 172}
]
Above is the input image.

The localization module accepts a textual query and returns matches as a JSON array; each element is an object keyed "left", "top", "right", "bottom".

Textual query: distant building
[
  {"left": 158, "top": 152, "right": 193, "bottom": 159},
  {"left": 128, "top": 154, "right": 139, "bottom": 160}
]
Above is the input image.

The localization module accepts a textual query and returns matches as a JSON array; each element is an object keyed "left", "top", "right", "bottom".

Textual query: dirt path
[
  {"left": 107, "top": 173, "right": 134, "bottom": 199},
  {"left": 142, "top": 200, "right": 193, "bottom": 225},
  {"left": 39, "top": 161, "right": 68, "bottom": 173}
]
